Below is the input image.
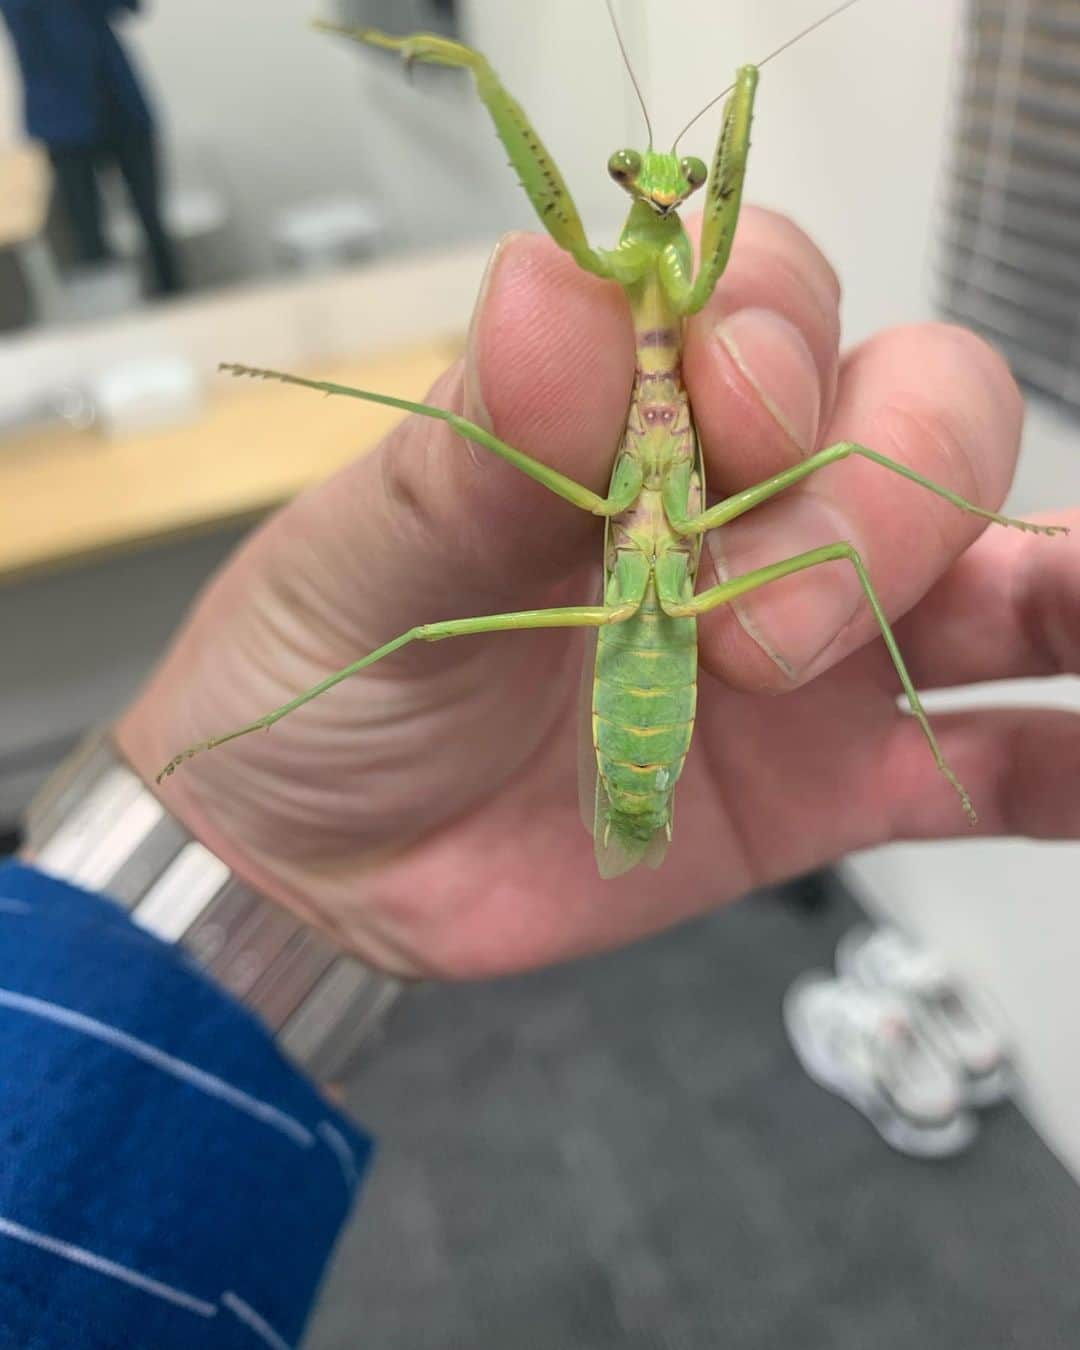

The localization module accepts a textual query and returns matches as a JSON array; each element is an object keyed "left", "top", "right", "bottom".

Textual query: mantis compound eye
[
  {"left": 681, "top": 156, "right": 708, "bottom": 191},
  {"left": 607, "top": 148, "right": 642, "bottom": 186}
]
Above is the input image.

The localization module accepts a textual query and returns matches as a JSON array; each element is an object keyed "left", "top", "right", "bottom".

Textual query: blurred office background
[{"left": 3, "top": 1, "right": 1080, "bottom": 1345}]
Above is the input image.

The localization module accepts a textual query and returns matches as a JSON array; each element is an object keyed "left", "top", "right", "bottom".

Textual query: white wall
[{"left": 640, "top": 0, "right": 963, "bottom": 342}]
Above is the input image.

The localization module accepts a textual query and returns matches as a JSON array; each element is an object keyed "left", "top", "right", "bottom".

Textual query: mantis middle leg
[
  {"left": 665, "top": 440, "right": 1068, "bottom": 538},
  {"left": 222, "top": 364, "right": 643, "bottom": 518}
]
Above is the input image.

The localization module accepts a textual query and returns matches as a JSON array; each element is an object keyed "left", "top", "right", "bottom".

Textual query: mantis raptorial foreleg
[
  {"left": 665, "top": 440, "right": 1070, "bottom": 538},
  {"left": 659, "top": 65, "right": 758, "bottom": 316},
  {"left": 327, "top": 26, "right": 757, "bottom": 315},
  {"left": 316, "top": 25, "right": 651, "bottom": 285},
  {"left": 654, "top": 544, "right": 976, "bottom": 821},
  {"left": 222, "top": 365, "right": 643, "bottom": 517},
  {"left": 157, "top": 555, "right": 651, "bottom": 781}
]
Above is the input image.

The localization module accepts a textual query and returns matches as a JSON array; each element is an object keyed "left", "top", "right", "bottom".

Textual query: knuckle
[
  {"left": 737, "top": 205, "right": 843, "bottom": 309},
  {"left": 914, "top": 323, "right": 1024, "bottom": 431},
  {"left": 378, "top": 434, "right": 437, "bottom": 533}
]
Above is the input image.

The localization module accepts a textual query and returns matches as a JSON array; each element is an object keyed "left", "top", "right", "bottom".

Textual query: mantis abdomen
[{"left": 593, "top": 579, "right": 697, "bottom": 864}]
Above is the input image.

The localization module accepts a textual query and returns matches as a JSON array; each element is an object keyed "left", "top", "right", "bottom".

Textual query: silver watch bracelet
[{"left": 22, "top": 730, "right": 401, "bottom": 1082}]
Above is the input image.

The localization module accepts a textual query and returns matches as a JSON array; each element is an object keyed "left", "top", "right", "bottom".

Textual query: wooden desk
[
  {"left": 0, "top": 144, "right": 49, "bottom": 248},
  {"left": 0, "top": 337, "right": 461, "bottom": 586}
]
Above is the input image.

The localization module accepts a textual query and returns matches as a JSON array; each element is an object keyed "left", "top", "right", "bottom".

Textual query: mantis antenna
[
  {"left": 604, "top": 0, "right": 655, "bottom": 150},
  {"left": 672, "top": 0, "right": 866, "bottom": 151}
]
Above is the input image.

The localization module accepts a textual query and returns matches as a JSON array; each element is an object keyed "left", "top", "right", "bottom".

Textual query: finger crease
[{"left": 1013, "top": 534, "right": 1069, "bottom": 678}]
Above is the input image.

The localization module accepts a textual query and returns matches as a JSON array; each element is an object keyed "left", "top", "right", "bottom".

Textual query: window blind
[{"left": 939, "top": 0, "right": 1080, "bottom": 411}]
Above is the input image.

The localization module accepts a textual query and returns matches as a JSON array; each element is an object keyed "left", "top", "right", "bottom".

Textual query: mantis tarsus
[{"left": 160, "top": 6, "right": 1067, "bottom": 878}]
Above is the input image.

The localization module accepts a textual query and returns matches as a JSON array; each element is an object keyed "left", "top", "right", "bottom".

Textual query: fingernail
[
  {"left": 707, "top": 495, "right": 864, "bottom": 680},
  {"left": 715, "top": 308, "right": 821, "bottom": 453},
  {"left": 464, "top": 232, "right": 520, "bottom": 431}
]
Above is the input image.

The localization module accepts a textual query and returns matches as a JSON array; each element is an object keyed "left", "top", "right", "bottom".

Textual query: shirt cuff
[{"left": 0, "top": 860, "right": 372, "bottom": 1350}]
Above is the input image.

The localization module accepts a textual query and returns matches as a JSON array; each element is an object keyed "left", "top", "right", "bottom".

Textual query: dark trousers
[{"left": 48, "top": 127, "right": 183, "bottom": 295}]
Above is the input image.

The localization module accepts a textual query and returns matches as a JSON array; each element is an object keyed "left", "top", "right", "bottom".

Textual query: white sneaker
[
  {"left": 783, "top": 972, "right": 978, "bottom": 1159},
  {"left": 836, "top": 926, "right": 1011, "bottom": 1108}
]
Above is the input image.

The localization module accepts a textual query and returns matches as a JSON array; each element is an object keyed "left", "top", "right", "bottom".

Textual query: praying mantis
[{"left": 159, "top": 3, "right": 1066, "bottom": 878}]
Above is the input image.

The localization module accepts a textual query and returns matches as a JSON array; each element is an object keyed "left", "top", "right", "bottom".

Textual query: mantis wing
[
  {"left": 576, "top": 573, "right": 603, "bottom": 835},
  {"left": 591, "top": 777, "right": 670, "bottom": 879},
  {"left": 574, "top": 569, "right": 644, "bottom": 877}
]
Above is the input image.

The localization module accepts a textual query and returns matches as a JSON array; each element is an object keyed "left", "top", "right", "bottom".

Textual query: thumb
[
  {"left": 400, "top": 230, "right": 636, "bottom": 597},
  {"left": 270, "top": 230, "right": 637, "bottom": 652}
]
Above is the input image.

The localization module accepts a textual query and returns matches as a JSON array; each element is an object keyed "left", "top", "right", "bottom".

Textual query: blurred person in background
[{"left": 0, "top": 0, "right": 183, "bottom": 295}]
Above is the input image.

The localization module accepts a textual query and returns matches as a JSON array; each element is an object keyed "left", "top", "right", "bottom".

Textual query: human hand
[{"left": 115, "top": 209, "right": 1080, "bottom": 979}]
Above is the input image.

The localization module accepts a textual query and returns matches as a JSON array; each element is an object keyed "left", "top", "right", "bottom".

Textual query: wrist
[
  {"left": 113, "top": 699, "right": 331, "bottom": 935},
  {"left": 113, "top": 680, "right": 432, "bottom": 979},
  {"left": 23, "top": 726, "right": 402, "bottom": 1081}
]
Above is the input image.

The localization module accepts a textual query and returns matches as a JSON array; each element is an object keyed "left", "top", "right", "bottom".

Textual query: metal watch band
[{"left": 22, "top": 730, "right": 400, "bottom": 1082}]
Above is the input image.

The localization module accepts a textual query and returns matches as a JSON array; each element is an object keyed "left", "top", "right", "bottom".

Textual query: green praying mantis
[{"left": 160, "top": 3, "right": 1067, "bottom": 878}]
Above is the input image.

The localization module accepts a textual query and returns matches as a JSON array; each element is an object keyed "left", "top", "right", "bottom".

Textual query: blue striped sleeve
[{"left": 0, "top": 861, "right": 372, "bottom": 1350}]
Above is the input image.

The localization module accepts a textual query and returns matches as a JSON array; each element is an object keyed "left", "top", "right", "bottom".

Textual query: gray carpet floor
[{"left": 308, "top": 880, "right": 1080, "bottom": 1349}]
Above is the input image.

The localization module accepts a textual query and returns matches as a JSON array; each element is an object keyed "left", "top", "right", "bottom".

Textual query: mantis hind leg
[
  {"left": 158, "top": 596, "right": 642, "bottom": 783},
  {"left": 655, "top": 544, "right": 976, "bottom": 823}
]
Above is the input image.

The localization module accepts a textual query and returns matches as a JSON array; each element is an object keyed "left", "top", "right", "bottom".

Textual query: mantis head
[{"left": 607, "top": 149, "right": 708, "bottom": 218}]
